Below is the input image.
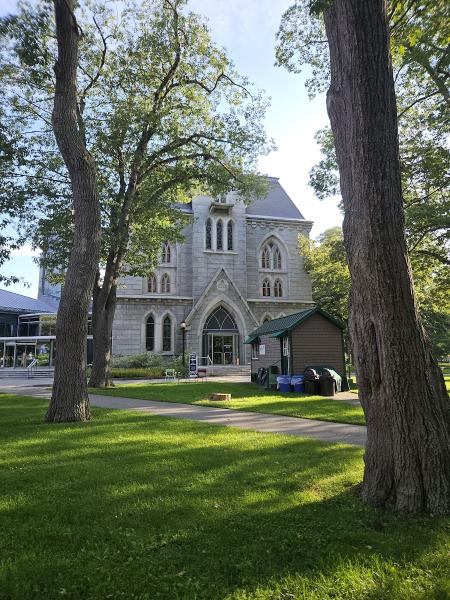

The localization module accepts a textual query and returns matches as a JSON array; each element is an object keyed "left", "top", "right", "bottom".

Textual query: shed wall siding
[
  {"left": 291, "top": 313, "right": 344, "bottom": 374},
  {"left": 251, "top": 334, "right": 281, "bottom": 371}
]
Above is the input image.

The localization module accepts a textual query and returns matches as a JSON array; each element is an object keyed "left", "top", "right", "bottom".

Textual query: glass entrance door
[{"left": 209, "top": 334, "right": 236, "bottom": 365}]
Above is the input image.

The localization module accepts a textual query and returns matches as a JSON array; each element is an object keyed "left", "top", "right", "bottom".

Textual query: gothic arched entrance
[{"left": 202, "top": 306, "right": 239, "bottom": 365}]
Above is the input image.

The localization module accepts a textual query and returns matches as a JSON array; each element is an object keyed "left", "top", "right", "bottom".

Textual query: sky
[{"left": 0, "top": 0, "right": 342, "bottom": 298}]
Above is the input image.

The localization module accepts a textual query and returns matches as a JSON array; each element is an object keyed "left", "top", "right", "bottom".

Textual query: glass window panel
[
  {"left": 205, "top": 218, "right": 212, "bottom": 250},
  {"left": 162, "top": 316, "right": 171, "bottom": 351},
  {"left": 216, "top": 220, "right": 223, "bottom": 250}
]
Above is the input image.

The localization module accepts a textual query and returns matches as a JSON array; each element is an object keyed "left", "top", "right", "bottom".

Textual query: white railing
[
  {"left": 198, "top": 355, "right": 214, "bottom": 376},
  {"left": 27, "top": 359, "right": 38, "bottom": 379}
]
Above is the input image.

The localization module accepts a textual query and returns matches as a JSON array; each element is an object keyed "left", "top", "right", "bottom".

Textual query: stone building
[{"left": 113, "top": 177, "right": 314, "bottom": 367}]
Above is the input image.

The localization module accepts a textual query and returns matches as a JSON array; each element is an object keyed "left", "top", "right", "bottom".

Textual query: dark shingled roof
[
  {"left": 0, "top": 288, "right": 57, "bottom": 314},
  {"left": 174, "top": 177, "right": 306, "bottom": 220},
  {"left": 245, "top": 177, "right": 305, "bottom": 220},
  {"left": 248, "top": 307, "right": 344, "bottom": 338}
]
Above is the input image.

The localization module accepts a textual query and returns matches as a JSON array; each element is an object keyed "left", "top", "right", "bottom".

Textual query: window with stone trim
[
  {"left": 261, "top": 240, "right": 283, "bottom": 270},
  {"left": 205, "top": 218, "right": 212, "bottom": 250},
  {"left": 161, "top": 241, "right": 171, "bottom": 264},
  {"left": 262, "top": 279, "right": 271, "bottom": 297},
  {"left": 274, "top": 279, "right": 283, "bottom": 297},
  {"left": 216, "top": 219, "right": 223, "bottom": 250},
  {"left": 146, "top": 315, "right": 155, "bottom": 351},
  {"left": 261, "top": 246, "right": 270, "bottom": 269},
  {"left": 273, "top": 245, "right": 282, "bottom": 269},
  {"left": 162, "top": 315, "right": 172, "bottom": 352},
  {"left": 227, "top": 220, "right": 234, "bottom": 251},
  {"left": 147, "top": 275, "right": 157, "bottom": 293},
  {"left": 161, "top": 273, "right": 171, "bottom": 294}
]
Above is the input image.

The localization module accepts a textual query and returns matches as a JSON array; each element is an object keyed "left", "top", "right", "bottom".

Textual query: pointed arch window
[
  {"left": 146, "top": 315, "right": 155, "bottom": 351},
  {"left": 274, "top": 279, "right": 283, "bottom": 297},
  {"left": 204, "top": 306, "right": 238, "bottom": 331},
  {"left": 161, "top": 241, "right": 171, "bottom": 264},
  {"left": 205, "top": 218, "right": 212, "bottom": 250},
  {"left": 161, "top": 273, "right": 171, "bottom": 294},
  {"left": 216, "top": 219, "right": 223, "bottom": 251},
  {"left": 162, "top": 315, "right": 172, "bottom": 352},
  {"left": 227, "top": 220, "right": 234, "bottom": 251},
  {"left": 147, "top": 275, "right": 157, "bottom": 293},
  {"left": 262, "top": 279, "right": 271, "bottom": 297},
  {"left": 273, "top": 245, "right": 282, "bottom": 270},
  {"left": 261, "top": 246, "right": 270, "bottom": 269}
]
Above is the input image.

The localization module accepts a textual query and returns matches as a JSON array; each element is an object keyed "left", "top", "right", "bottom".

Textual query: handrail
[{"left": 27, "top": 358, "right": 37, "bottom": 379}]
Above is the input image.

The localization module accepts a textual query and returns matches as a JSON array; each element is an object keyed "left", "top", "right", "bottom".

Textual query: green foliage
[
  {"left": 299, "top": 227, "right": 350, "bottom": 324},
  {"left": 1, "top": 0, "right": 273, "bottom": 281},
  {"left": 277, "top": 1, "right": 449, "bottom": 357},
  {"left": 2, "top": 394, "right": 448, "bottom": 598},
  {"left": 111, "top": 352, "right": 163, "bottom": 369}
]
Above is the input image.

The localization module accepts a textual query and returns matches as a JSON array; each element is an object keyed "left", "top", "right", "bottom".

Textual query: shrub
[
  {"left": 110, "top": 367, "right": 166, "bottom": 379},
  {"left": 111, "top": 352, "right": 163, "bottom": 369}
]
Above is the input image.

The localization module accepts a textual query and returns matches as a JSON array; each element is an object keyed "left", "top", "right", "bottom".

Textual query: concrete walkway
[
  {"left": 90, "top": 394, "right": 366, "bottom": 446},
  {"left": 0, "top": 380, "right": 366, "bottom": 446}
]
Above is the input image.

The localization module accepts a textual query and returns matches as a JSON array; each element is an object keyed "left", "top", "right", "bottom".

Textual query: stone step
[{"left": 0, "top": 368, "right": 54, "bottom": 379}]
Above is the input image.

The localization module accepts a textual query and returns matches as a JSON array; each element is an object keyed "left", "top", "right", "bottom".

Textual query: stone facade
[{"left": 112, "top": 177, "right": 313, "bottom": 365}]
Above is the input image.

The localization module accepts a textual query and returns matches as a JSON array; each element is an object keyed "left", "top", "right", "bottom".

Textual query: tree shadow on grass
[{"left": 0, "top": 395, "right": 448, "bottom": 599}]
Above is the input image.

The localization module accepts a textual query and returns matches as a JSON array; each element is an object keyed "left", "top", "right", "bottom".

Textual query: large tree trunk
[
  {"left": 324, "top": 0, "right": 450, "bottom": 514},
  {"left": 88, "top": 275, "right": 117, "bottom": 388},
  {"left": 46, "top": 0, "right": 101, "bottom": 422}
]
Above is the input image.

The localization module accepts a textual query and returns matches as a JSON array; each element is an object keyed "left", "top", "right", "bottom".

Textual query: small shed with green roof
[{"left": 244, "top": 308, "right": 347, "bottom": 387}]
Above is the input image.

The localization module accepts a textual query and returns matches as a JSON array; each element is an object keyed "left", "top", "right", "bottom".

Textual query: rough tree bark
[
  {"left": 88, "top": 263, "right": 118, "bottom": 388},
  {"left": 323, "top": 0, "right": 450, "bottom": 514},
  {"left": 45, "top": 0, "right": 101, "bottom": 421}
]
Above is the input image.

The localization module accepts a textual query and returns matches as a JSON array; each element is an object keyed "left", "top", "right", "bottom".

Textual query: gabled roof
[
  {"left": 0, "top": 288, "right": 57, "bottom": 314},
  {"left": 177, "top": 177, "right": 306, "bottom": 220},
  {"left": 248, "top": 307, "right": 345, "bottom": 338},
  {"left": 245, "top": 177, "right": 305, "bottom": 220}
]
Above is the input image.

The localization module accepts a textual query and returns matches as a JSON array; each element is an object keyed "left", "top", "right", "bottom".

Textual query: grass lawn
[
  {"left": 1, "top": 394, "right": 449, "bottom": 600},
  {"left": 92, "top": 382, "right": 366, "bottom": 426}
]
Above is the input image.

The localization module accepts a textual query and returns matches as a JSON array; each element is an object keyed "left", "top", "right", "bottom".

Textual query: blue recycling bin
[
  {"left": 291, "top": 375, "right": 305, "bottom": 393},
  {"left": 277, "top": 375, "right": 291, "bottom": 393}
]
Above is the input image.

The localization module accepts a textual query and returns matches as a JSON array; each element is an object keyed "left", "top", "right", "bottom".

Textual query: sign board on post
[{"left": 188, "top": 353, "right": 198, "bottom": 378}]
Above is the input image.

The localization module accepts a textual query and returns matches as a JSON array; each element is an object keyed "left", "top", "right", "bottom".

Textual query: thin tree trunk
[
  {"left": 88, "top": 277, "right": 117, "bottom": 388},
  {"left": 46, "top": 0, "right": 101, "bottom": 422},
  {"left": 324, "top": 0, "right": 450, "bottom": 514}
]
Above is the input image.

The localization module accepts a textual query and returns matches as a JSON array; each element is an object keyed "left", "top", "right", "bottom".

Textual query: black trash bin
[
  {"left": 304, "top": 368, "right": 319, "bottom": 395},
  {"left": 319, "top": 374, "right": 335, "bottom": 397}
]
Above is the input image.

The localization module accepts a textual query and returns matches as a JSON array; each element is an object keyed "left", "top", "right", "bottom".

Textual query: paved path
[
  {"left": 90, "top": 394, "right": 366, "bottom": 446},
  {"left": 0, "top": 381, "right": 365, "bottom": 446}
]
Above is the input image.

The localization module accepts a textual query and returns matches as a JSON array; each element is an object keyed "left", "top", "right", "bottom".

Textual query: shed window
[{"left": 252, "top": 342, "right": 260, "bottom": 359}]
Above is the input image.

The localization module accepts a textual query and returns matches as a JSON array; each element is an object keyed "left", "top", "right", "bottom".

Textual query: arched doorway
[{"left": 202, "top": 306, "right": 239, "bottom": 365}]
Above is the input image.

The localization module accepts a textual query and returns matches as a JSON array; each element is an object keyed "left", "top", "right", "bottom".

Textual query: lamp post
[{"left": 180, "top": 321, "right": 186, "bottom": 366}]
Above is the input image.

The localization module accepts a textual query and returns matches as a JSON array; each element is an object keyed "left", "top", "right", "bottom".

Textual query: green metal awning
[
  {"left": 270, "top": 329, "right": 287, "bottom": 339},
  {"left": 244, "top": 334, "right": 260, "bottom": 344}
]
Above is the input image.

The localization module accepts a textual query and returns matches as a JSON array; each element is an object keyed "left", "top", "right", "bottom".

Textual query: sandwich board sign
[{"left": 188, "top": 353, "right": 198, "bottom": 378}]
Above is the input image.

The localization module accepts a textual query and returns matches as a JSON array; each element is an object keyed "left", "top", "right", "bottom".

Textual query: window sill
[{"left": 203, "top": 250, "right": 238, "bottom": 255}]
